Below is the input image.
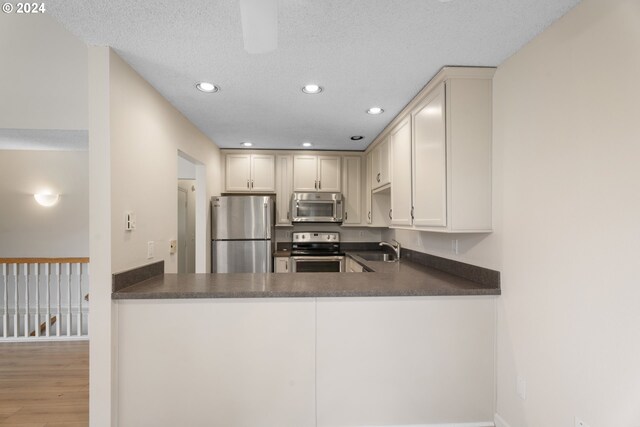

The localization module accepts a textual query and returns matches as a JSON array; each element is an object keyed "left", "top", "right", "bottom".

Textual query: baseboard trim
[{"left": 494, "top": 413, "right": 512, "bottom": 427}]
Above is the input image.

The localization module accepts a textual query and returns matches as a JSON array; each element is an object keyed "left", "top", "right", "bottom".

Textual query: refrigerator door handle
[{"left": 264, "top": 202, "right": 269, "bottom": 239}]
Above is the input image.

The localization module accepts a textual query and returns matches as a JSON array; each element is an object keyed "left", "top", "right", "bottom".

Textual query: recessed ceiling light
[
  {"left": 366, "top": 107, "right": 384, "bottom": 115},
  {"left": 196, "top": 82, "right": 219, "bottom": 93},
  {"left": 350, "top": 136, "right": 364, "bottom": 141},
  {"left": 302, "top": 84, "right": 323, "bottom": 94},
  {"left": 241, "top": 142, "right": 253, "bottom": 147},
  {"left": 302, "top": 142, "right": 313, "bottom": 147}
]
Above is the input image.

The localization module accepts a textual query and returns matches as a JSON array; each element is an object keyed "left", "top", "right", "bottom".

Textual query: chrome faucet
[{"left": 379, "top": 240, "right": 401, "bottom": 260}]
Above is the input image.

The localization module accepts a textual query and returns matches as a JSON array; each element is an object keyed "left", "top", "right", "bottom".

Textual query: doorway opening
[{"left": 178, "top": 152, "right": 206, "bottom": 273}]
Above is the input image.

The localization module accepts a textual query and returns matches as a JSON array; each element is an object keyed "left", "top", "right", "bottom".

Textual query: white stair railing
[{"left": 0, "top": 258, "right": 89, "bottom": 341}]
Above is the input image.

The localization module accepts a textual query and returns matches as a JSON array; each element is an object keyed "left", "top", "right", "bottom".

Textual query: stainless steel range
[{"left": 290, "top": 232, "right": 344, "bottom": 272}]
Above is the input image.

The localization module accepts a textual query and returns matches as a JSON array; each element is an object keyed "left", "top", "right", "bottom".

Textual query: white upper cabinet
[
  {"left": 293, "top": 155, "right": 341, "bottom": 192},
  {"left": 275, "top": 154, "right": 293, "bottom": 225},
  {"left": 412, "top": 83, "right": 447, "bottom": 227},
  {"left": 390, "top": 117, "right": 412, "bottom": 227},
  {"left": 366, "top": 66, "right": 495, "bottom": 233},
  {"left": 225, "top": 154, "right": 275, "bottom": 193},
  {"left": 410, "top": 70, "right": 494, "bottom": 232},
  {"left": 341, "top": 156, "right": 362, "bottom": 225},
  {"left": 370, "top": 137, "right": 391, "bottom": 190}
]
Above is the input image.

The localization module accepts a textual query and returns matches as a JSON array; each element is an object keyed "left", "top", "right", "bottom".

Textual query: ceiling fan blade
[{"left": 239, "top": 0, "right": 278, "bottom": 54}]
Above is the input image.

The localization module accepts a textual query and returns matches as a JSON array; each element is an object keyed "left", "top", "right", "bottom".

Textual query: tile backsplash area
[{"left": 275, "top": 225, "right": 383, "bottom": 244}]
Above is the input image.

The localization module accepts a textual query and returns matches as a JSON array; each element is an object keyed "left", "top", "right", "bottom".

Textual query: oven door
[{"left": 291, "top": 256, "right": 345, "bottom": 273}]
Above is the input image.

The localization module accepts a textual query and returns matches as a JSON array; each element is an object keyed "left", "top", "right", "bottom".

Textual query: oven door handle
[{"left": 291, "top": 256, "right": 344, "bottom": 262}]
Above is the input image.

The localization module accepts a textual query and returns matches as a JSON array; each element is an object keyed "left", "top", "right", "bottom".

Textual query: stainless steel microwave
[{"left": 290, "top": 192, "right": 343, "bottom": 223}]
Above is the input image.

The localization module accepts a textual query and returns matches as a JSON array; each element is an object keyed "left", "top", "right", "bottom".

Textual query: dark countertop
[
  {"left": 273, "top": 250, "right": 291, "bottom": 257},
  {"left": 112, "top": 252, "right": 500, "bottom": 300}
]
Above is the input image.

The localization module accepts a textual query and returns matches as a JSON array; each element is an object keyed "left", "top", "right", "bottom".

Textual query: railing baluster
[
  {"left": 76, "top": 263, "right": 82, "bottom": 336},
  {"left": 23, "top": 264, "right": 29, "bottom": 338},
  {"left": 66, "top": 263, "right": 71, "bottom": 337},
  {"left": 13, "top": 263, "right": 18, "bottom": 338},
  {"left": 45, "top": 263, "right": 51, "bottom": 337},
  {"left": 34, "top": 264, "right": 40, "bottom": 337},
  {"left": 2, "top": 264, "right": 7, "bottom": 338},
  {"left": 56, "top": 263, "right": 61, "bottom": 337}
]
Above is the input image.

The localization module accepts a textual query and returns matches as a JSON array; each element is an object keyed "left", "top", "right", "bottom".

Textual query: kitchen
[{"left": 2, "top": 0, "right": 639, "bottom": 426}]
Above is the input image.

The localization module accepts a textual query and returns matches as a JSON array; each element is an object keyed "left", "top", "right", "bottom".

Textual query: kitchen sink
[{"left": 355, "top": 252, "right": 397, "bottom": 262}]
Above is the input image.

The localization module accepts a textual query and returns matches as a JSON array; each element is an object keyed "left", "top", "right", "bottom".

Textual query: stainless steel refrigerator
[{"left": 211, "top": 195, "right": 274, "bottom": 273}]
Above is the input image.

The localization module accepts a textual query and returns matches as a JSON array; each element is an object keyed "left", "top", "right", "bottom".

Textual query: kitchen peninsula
[{"left": 113, "top": 252, "right": 499, "bottom": 426}]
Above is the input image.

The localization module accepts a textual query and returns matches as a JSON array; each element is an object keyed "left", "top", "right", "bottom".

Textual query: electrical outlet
[
  {"left": 574, "top": 417, "right": 589, "bottom": 427},
  {"left": 147, "top": 241, "right": 154, "bottom": 259},
  {"left": 169, "top": 239, "right": 177, "bottom": 254},
  {"left": 516, "top": 376, "right": 526, "bottom": 400}
]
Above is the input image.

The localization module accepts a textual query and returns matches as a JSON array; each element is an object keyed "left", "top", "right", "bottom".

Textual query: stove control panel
[{"left": 292, "top": 232, "right": 340, "bottom": 243}]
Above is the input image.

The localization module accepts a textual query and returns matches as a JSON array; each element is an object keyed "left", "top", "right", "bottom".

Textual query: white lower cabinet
[
  {"left": 274, "top": 256, "right": 290, "bottom": 273},
  {"left": 316, "top": 297, "right": 496, "bottom": 426}
]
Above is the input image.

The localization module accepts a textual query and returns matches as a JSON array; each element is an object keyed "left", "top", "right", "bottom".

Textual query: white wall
[
  {"left": 108, "top": 50, "right": 222, "bottom": 274},
  {"left": 0, "top": 150, "right": 88, "bottom": 257},
  {"left": 388, "top": 0, "right": 640, "bottom": 425},
  {"left": 0, "top": 14, "right": 87, "bottom": 130}
]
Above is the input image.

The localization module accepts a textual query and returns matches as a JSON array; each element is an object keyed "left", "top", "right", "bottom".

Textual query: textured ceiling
[{"left": 47, "top": 0, "right": 580, "bottom": 151}]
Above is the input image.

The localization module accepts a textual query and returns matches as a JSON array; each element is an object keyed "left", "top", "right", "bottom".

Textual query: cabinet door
[
  {"left": 370, "top": 144, "right": 381, "bottom": 189},
  {"left": 412, "top": 82, "right": 447, "bottom": 227},
  {"left": 365, "top": 152, "right": 373, "bottom": 224},
  {"left": 225, "top": 154, "right": 251, "bottom": 192},
  {"left": 293, "top": 155, "right": 318, "bottom": 191},
  {"left": 342, "top": 156, "right": 361, "bottom": 225},
  {"left": 390, "top": 117, "right": 413, "bottom": 226},
  {"left": 318, "top": 156, "right": 341, "bottom": 192},
  {"left": 378, "top": 136, "right": 391, "bottom": 187},
  {"left": 275, "top": 155, "right": 293, "bottom": 225},
  {"left": 250, "top": 154, "right": 275, "bottom": 192},
  {"left": 274, "top": 257, "right": 290, "bottom": 273}
]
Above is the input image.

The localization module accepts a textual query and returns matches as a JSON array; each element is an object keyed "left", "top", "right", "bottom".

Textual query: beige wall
[
  {"left": 89, "top": 47, "right": 222, "bottom": 426},
  {"left": 0, "top": 14, "right": 87, "bottom": 130},
  {"left": 0, "top": 150, "right": 88, "bottom": 257},
  {"left": 389, "top": 0, "right": 640, "bottom": 425},
  {"left": 108, "top": 50, "right": 222, "bottom": 273},
  {"left": 494, "top": 0, "right": 640, "bottom": 425}
]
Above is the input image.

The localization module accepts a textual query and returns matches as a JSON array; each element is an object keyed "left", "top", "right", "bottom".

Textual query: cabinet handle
[
  {"left": 318, "top": 180, "right": 321, "bottom": 190},
  {"left": 411, "top": 206, "right": 414, "bottom": 220},
  {"left": 285, "top": 261, "right": 288, "bottom": 272},
  {"left": 246, "top": 180, "right": 250, "bottom": 189},
  {"left": 389, "top": 209, "right": 392, "bottom": 220},
  {"left": 368, "top": 211, "right": 371, "bottom": 220},
  {"left": 377, "top": 173, "right": 380, "bottom": 183},
  {"left": 315, "top": 180, "right": 317, "bottom": 190},
  {"left": 345, "top": 211, "right": 348, "bottom": 220},
  {"left": 251, "top": 180, "right": 254, "bottom": 188}
]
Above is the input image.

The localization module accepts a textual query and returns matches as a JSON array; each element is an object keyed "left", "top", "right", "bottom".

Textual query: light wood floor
[{"left": 0, "top": 341, "right": 89, "bottom": 426}]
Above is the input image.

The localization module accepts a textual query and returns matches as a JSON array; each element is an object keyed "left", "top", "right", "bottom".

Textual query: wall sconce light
[{"left": 34, "top": 192, "right": 60, "bottom": 207}]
